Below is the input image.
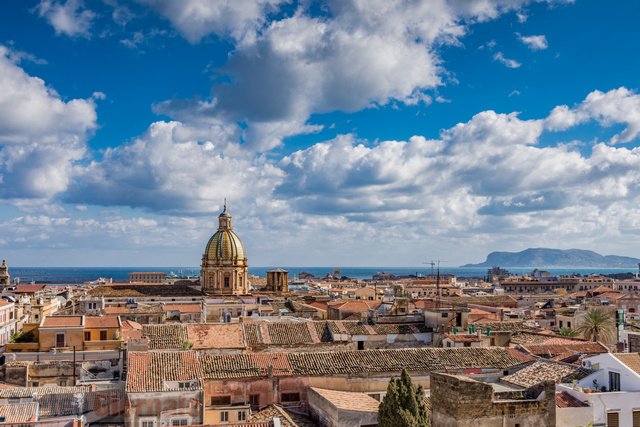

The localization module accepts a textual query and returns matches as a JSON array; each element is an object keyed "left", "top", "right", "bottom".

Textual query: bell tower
[{"left": 0, "top": 259, "right": 10, "bottom": 286}]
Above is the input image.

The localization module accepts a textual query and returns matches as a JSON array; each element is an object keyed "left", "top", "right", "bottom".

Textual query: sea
[{"left": 5, "top": 266, "right": 639, "bottom": 285}]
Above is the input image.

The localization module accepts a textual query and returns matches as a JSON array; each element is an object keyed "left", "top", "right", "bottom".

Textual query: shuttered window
[
  {"left": 607, "top": 411, "right": 619, "bottom": 427},
  {"left": 633, "top": 410, "right": 640, "bottom": 427}
]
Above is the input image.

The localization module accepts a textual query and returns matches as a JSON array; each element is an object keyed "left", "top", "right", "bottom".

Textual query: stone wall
[
  {"left": 629, "top": 333, "right": 640, "bottom": 353},
  {"left": 430, "top": 372, "right": 555, "bottom": 427}
]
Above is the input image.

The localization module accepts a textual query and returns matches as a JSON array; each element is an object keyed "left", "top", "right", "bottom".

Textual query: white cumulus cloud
[
  {"left": 518, "top": 34, "right": 548, "bottom": 50},
  {"left": 0, "top": 45, "right": 97, "bottom": 200},
  {"left": 546, "top": 87, "right": 640, "bottom": 144},
  {"left": 37, "top": 0, "right": 95, "bottom": 38}
]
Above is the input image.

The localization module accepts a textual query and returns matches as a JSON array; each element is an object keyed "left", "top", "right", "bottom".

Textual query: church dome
[
  {"left": 203, "top": 204, "right": 246, "bottom": 262},
  {"left": 204, "top": 229, "right": 245, "bottom": 261}
]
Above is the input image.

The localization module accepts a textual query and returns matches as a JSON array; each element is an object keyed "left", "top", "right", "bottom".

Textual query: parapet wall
[{"left": 430, "top": 372, "right": 556, "bottom": 427}]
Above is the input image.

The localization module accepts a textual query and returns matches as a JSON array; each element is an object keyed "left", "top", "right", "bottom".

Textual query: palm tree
[
  {"left": 559, "top": 327, "right": 579, "bottom": 337},
  {"left": 577, "top": 309, "right": 615, "bottom": 342}
]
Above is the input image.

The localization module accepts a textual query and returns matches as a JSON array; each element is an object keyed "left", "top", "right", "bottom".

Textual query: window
[
  {"left": 464, "top": 342, "right": 471, "bottom": 347},
  {"left": 238, "top": 411, "right": 247, "bottom": 421},
  {"left": 56, "top": 333, "right": 65, "bottom": 347},
  {"left": 178, "top": 381, "right": 191, "bottom": 389},
  {"left": 249, "top": 394, "right": 260, "bottom": 408},
  {"left": 84, "top": 331, "right": 91, "bottom": 341},
  {"left": 58, "top": 380, "right": 67, "bottom": 386},
  {"left": 224, "top": 277, "right": 230, "bottom": 288},
  {"left": 567, "top": 321, "right": 572, "bottom": 329},
  {"left": 609, "top": 371, "right": 621, "bottom": 391},
  {"left": 607, "top": 411, "right": 620, "bottom": 427},
  {"left": 220, "top": 412, "right": 229, "bottom": 422},
  {"left": 633, "top": 410, "right": 640, "bottom": 427},
  {"left": 281, "top": 392, "right": 300, "bottom": 402},
  {"left": 171, "top": 419, "right": 188, "bottom": 426},
  {"left": 211, "top": 395, "right": 231, "bottom": 406},
  {"left": 31, "top": 382, "right": 38, "bottom": 387},
  {"left": 141, "top": 421, "right": 155, "bottom": 427},
  {"left": 100, "top": 330, "right": 108, "bottom": 341}
]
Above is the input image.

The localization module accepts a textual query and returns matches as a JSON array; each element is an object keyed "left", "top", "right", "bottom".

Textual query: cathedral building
[{"left": 200, "top": 204, "right": 249, "bottom": 295}]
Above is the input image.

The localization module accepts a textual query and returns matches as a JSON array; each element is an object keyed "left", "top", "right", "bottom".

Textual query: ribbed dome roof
[
  {"left": 204, "top": 229, "right": 245, "bottom": 261},
  {"left": 203, "top": 204, "right": 246, "bottom": 262}
]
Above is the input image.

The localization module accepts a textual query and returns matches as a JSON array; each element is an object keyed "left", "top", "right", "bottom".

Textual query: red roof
[
  {"left": 42, "top": 316, "right": 83, "bottom": 328},
  {"left": 162, "top": 304, "right": 201, "bottom": 313},
  {"left": 556, "top": 391, "right": 589, "bottom": 408},
  {"left": 14, "top": 284, "right": 46, "bottom": 293},
  {"left": 85, "top": 316, "right": 120, "bottom": 328}
]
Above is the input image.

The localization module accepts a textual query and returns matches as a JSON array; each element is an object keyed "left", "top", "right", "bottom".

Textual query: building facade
[{"left": 201, "top": 205, "right": 249, "bottom": 295}]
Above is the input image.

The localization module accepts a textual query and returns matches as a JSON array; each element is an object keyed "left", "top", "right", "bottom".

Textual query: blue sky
[{"left": 0, "top": 0, "right": 639, "bottom": 267}]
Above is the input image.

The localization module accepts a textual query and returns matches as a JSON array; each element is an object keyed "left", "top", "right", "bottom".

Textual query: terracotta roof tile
[
  {"left": 188, "top": 324, "right": 245, "bottom": 349},
  {"left": 0, "top": 402, "right": 37, "bottom": 423},
  {"left": 14, "top": 284, "right": 46, "bottom": 293},
  {"left": 142, "top": 324, "right": 188, "bottom": 350},
  {"left": 41, "top": 315, "right": 83, "bottom": 328},
  {"left": 521, "top": 339, "right": 608, "bottom": 357},
  {"left": 555, "top": 391, "right": 589, "bottom": 408},
  {"left": 163, "top": 304, "right": 202, "bottom": 313},
  {"left": 310, "top": 388, "right": 380, "bottom": 412},
  {"left": 88, "top": 284, "right": 202, "bottom": 298},
  {"left": 248, "top": 404, "right": 301, "bottom": 427},
  {"left": 501, "top": 360, "right": 589, "bottom": 388},
  {"left": 444, "top": 334, "right": 481, "bottom": 343},
  {"left": 614, "top": 353, "right": 640, "bottom": 375},
  {"left": 127, "top": 352, "right": 202, "bottom": 392},
  {"left": 85, "top": 315, "right": 120, "bottom": 328},
  {"left": 127, "top": 347, "right": 532, "bottom": 392}
]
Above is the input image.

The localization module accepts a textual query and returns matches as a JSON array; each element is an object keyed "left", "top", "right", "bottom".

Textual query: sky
[{"left": 0, "top": 0, "right": 639, "bottom": 267}]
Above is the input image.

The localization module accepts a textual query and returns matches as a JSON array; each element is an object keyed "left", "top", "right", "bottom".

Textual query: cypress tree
[{"left": 378, "top": 369, "right": 429, "bottom": 427}]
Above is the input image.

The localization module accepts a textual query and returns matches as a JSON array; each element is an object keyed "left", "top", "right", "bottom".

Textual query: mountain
[{"left": 461, "top": 248, "right": 640, "bottom": 268}]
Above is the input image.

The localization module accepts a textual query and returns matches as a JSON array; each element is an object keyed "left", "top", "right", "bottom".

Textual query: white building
[
  {"left": 0, "top": 299, "right": 17, "bottom": 347},
  {"left": 557, "top": 352, "right": 640, "bottom": 427}
]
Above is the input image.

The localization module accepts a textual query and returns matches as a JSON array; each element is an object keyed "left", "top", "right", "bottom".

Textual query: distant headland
[{"left": 461, "top": 248, "right": 640, "bottom": 268}]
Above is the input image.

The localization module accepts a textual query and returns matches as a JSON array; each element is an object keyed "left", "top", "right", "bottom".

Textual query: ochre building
[{"left": 201, "top": 205, "right": 249, "bottom": 295}]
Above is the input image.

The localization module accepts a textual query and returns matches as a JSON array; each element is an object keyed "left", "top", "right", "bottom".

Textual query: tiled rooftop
[
  {"left": 88, "top": 284, "right": 202, "bottom": 298},
  {"left": 0, "top": 402, "right": 37, "bottom": 423},
  {"left": 163, "top": 303, "right": 202, "bottom": 313},
  {"left": 127, "top": 352, "right": 203, "bottom": 392},
  {"left": 85, "top": 315, "right": 120, "bottom": 328},
  {"left": 127, "top": 347, "right": 532, "bottom": 392},
  {"left": 444, "top": 334, "right": 481, "bottom": 343},
  {"left": 0, "top": 385, "right": 91, "bottom": 398},
  {"left": 501, "top": 360, "right": 589, "bottom": 388},
  {"left": 521, "top": 339, "right": 608, "bottom": 357},
  {"left": 310, "top": 387, "right": 380, "bottom": 412},
  {"left": 555, "top": 391, "right": 589, "bottom": 408},
  {"left": 614, "top": 353, "right": 640, "bottom": 376},
  {"left": 248, "top": 404, "right": 301, "bottom": 427},
  {"left": 14, "top": 284, "right": 46, "bottom": 294},
  {"left": 188, "top": 324, "right": 245, "bottom": 349},
  {"left": 41, "top": 315, "right": 83, "bottom": 328},
  {"left": 141, "top": 320, "right": 428, "bottom": 350},
  {"left": 142, "top": 324, "right": 189, "bottom": 350},
  {"left": 38, "top": 386, "right": 124, "bottom": 418}
]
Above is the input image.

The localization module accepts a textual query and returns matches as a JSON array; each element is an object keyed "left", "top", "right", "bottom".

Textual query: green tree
[
  {"left": 379, "top": 369, "right": 429, "bottom": 427},
  {"left": 558, "top": 327, "right": 579, "bottom": 337},
  {"left": 578, "top": 309, "right": 615, "bottom": 342}
]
